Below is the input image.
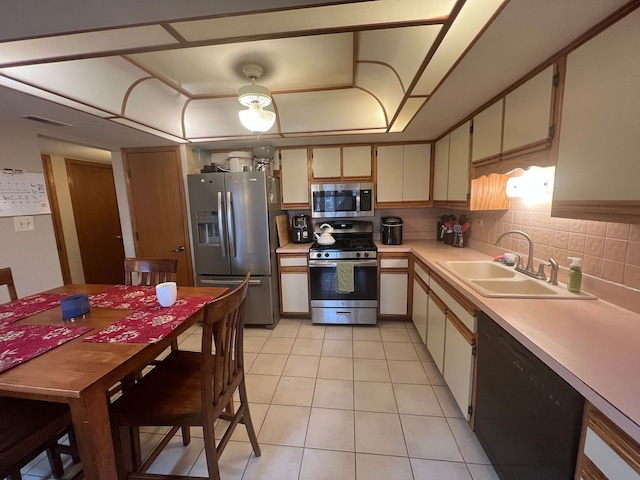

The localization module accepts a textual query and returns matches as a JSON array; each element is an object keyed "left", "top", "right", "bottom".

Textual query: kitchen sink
[
  {"left": 438, "top": 261, "right": 597, "bottom": 299},
  {"left": 441, "top": 261, "right": 517, "bottom": 279}
]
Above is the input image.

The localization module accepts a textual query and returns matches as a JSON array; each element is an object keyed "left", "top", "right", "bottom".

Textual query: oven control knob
[
  {"left": 356, "top": 252, "right": 361, "bottom": 258},
  {"left": 324, "top": 253, "right": 330, "bottom": 258},
  {"left": 364, "top": 253, "right": 369, "bottom": 258},
  {"left": 316, "top": 253, "right": 322, "bottom": 258}
]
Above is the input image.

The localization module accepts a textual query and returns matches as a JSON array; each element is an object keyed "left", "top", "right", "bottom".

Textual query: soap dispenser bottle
[{"left": 567, "top": 257, "right": 582, "bottom": 293}]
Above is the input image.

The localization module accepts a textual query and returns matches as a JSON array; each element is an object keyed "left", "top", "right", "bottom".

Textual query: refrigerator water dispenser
[{"left": 196, "top": 211, "right": 219, "bottom": 245}]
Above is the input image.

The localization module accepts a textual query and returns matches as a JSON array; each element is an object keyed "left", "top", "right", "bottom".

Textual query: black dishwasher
[{"left": 475, "top": 312, "right": 584, "bottom": 480}]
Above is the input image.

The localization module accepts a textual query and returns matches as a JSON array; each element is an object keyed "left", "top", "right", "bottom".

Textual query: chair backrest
[
  {"left": 0, "top": 267, "right": 18, "bottom": 302},
  {"left": 123, "top": 258, "right": 178, "bottom": 286},
  {"left": 201, "top": 273, "right": 250, "bottom": 412}
]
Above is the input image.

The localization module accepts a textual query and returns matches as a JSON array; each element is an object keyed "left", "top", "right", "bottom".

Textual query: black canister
[{"left": 381, "top": 217, "right": 403, "bottom": 245}]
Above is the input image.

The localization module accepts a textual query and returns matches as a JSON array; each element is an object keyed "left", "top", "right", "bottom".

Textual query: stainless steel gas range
[{"left": 308, "top": 220, "right": 378, "bottom": 325}]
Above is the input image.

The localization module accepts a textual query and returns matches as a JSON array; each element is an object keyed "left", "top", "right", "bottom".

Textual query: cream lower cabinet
[
  {"left": 443, "top": 314, "right": 475, "bottom": 421},
  {"left": 278, "top": 254, "right": 309, "bottom": 315},
  {"left": 378, "top": 253, "right": 409, "bottom": 317},
  {"left": 426, "top": 289, "right": 447, "bottom": 373},
  {"left": 576, "top": 402, "right": 640, "bottom": 480},
  {"left": 411, "top": 261, "right": 430, "bottom": 344},
  {"left": 426, "top": 271, "right": 477, "bottom": 420}
]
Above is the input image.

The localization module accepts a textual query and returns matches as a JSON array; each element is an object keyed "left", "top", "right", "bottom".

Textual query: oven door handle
[{"left": 309, "top": 259, "right": 378, "bottom": 268}]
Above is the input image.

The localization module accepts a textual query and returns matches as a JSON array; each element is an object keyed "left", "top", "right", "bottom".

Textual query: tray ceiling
[{"left": 0, "top": 0, "right": 634, "bottom": 149}]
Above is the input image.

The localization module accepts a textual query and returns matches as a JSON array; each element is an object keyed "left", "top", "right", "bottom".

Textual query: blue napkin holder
[{"left": 60, "top": 294, "right": 90, "bottom": 320}]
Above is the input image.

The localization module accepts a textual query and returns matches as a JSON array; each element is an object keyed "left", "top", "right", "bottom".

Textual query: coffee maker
[{"left": 291, "top": 215, "right": 312, "bottom": 243}]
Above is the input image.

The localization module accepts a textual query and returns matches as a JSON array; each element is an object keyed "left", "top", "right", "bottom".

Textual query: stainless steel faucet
[
  {"left": 494, "top": 230, "right": 546, "bottom": 280},
  {"left": 547, "top": 258, "right": 559, "bottom": 285}
]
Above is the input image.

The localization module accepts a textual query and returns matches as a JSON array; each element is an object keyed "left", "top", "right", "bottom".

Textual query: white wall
[{"left": 0, "top": 119, "right": 63, "bottom": 302}]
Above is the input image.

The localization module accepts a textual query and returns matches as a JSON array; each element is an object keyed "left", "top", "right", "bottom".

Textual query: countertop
[
  {"left": 277, "top": 240, "right": 640, "bottom": 442},
  {"left": 382, "top": 240, "right": 640, "bottom": 443}
]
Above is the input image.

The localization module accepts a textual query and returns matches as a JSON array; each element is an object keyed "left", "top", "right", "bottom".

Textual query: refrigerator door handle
[
  {"left": 226, "top": 191, "right": 237, "bottom": 258},
  {"left": 199, "top": 278, "right": 263, "bottom": 286},
  {"left": 217, "top": 191, "right": 227, "bottom": 257}
]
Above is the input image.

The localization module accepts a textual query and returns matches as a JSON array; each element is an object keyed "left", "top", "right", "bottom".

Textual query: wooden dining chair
[
  {"left": 0, "top": 397, "right": 80, "bottom": 480},
  {"left": 109, "top": 273, "right": 260, "bottom": 480},
  {"left": 124, "top": 258, "right": 178, "bottom": 286},
  {"left": 0, "top": 266, "right": 18, "bottom": 301},
  {"left": 0, "top": 267, "right": 80, "bottom": 480}
]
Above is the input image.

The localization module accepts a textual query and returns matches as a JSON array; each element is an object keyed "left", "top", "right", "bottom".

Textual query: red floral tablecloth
[
  {"left": 83, "top": 296, "right": 211, "bottom": 344},
  {"left": 0, "top": 324, "right": 93, "bottom": 373},
  {"left": 88, "top": 285, "right": 158, "bottom": 310},
  {"left": 0, "top": 293, "right": 69, "bottom": 328}
]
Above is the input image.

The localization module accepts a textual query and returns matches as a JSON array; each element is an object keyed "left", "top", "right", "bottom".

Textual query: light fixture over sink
[{"left": 237, "top": 64, "right": 276, "bottom": 134}]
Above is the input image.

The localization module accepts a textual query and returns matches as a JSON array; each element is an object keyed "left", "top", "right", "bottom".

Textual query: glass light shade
[{"left": 239, "top": 103, "right": 276, "bottom": 133}]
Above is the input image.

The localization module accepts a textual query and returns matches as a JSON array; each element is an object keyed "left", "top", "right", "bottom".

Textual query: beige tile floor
[{"left": 19, "top": 319, "right": 499, "bottom": 480}]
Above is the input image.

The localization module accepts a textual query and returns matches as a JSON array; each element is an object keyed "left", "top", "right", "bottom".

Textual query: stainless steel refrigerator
[{"left": 187, "top": 171, "right": 283, "bottom": 327}]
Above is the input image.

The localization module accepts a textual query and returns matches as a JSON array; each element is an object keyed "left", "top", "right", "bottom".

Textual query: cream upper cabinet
[
  {"left": 311, "top": 145, "right": 372, "bottom": 181},
  {"left": 552, "top": 9, "right": 640, "bottom": 223},
  {"left": 503, "top": 66, "right": 554, "bottom": 152},
  {"left": 311, "top": 147, "right": 340, "bottom": 179},
  {"left": 376, "top": 145, "right": 404, "bottom": 203},
  {"left": 342, "top": 146, "right": 372, "bottom": 179},
  {"left": 279, "top": 148, "right": 310, "bottom": 208},
  {"left": 447, "top": 121, "right": 471, "bottom": 203},
  {"left": 403, "top": 144, "right": 431, "bottom": 202},
  {"left": 376, "top": 144, "right": 430, "bottom": 206},
  {"left": 471, "top": 99, "right": 503, "bottom": 163},
  {"left": 433, "top": 135, "right": 449, "bottom": 202}
]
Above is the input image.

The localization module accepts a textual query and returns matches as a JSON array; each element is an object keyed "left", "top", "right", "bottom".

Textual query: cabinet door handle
[{"left": 171, "top": 246, "right": 185, "bottom": 252}]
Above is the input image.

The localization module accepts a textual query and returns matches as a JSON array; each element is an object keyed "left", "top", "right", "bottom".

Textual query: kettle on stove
[
  {"left": 291, "top": 215, "right": 312, "bottom": 243},
  {"left": 314, "top": 223, "right": 336, "bottom": 245}
]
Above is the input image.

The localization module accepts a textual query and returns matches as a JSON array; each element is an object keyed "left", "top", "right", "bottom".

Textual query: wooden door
[
  {"left": 66, "top": 159, "right": 125, "bottom": 284},
  {"left": 123, "top": 147, "right": 193, "bottom": 286}
]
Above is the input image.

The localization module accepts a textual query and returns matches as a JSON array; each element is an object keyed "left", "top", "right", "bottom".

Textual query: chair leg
[
  {"left": 181, "top": 426, "right": 191, "bottom": 446},
  {"left": 8, "top": 469, "right": 23, "bottom": 480},
  {"left": 202, "top": 424, "right": 221, "bottom": 480},
  {"left": 238, "top": 379, "right": 261, "bottom": 457},
  {"left": 46, "top": 446, "right": 65, "bottom": 478},
  {"left": 67, "top": 428, "right": 81, "bottom": 464},
  {"left": 225, "top": 397, "right": 235, "bottom": 414}
]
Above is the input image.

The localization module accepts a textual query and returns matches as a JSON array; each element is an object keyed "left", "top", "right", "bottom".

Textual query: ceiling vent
[{"left": 21, "top": 115, "right": 73, "bottom": 127}]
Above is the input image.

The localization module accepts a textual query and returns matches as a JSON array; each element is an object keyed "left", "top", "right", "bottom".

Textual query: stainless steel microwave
[{"left": 311, "top": 182, "right": 374, "bottom": 218}]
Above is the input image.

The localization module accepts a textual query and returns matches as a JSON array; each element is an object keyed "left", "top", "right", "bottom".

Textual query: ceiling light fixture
[{"left": 237, "top": 64, "right": 276, "bottom": 134}]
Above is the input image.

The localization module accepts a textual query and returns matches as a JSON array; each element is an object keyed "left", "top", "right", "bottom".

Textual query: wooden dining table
[{"left": 0, "top": 283, "right": 227, "bottom": 480}]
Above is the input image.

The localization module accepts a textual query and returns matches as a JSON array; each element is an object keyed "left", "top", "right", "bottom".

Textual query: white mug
[{"left": 155, "top": 281, "right": 177, "bottom": 307}]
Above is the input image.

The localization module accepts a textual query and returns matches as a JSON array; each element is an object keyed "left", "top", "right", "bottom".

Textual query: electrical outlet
[
  {"left": 14, "top": 215, "right": 35, "bottom": 232},
  {"left": 474, "top": 218, "right": 483, "bottom": 227}
]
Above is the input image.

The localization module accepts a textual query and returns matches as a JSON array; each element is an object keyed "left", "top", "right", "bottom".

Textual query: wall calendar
[{"left": 0, "top": 170, "right": 51, "bottom": 217}]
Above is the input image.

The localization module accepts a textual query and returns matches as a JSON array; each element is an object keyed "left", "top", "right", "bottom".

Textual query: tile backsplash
[{"left": 467, "top": 197, "right": 640, "bottom": 291}]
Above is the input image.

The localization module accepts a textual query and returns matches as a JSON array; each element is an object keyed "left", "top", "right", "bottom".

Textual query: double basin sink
[{"left": 438, "top": 261, "right": 596, "bottom": 299}]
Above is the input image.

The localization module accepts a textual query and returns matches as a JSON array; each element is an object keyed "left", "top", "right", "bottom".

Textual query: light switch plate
[{"left": 14, "top": 215, "right": 35, "bottom": 232}]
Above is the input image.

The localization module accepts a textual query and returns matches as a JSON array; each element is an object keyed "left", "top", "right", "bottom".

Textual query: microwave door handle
[
  {"left": 217, "top": 191, "right": 227, "bottom": 257},
  {"left": 226, "top": 191, "right": 237, "bottom": 258}
]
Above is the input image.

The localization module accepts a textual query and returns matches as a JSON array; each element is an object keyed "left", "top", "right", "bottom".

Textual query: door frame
[
  {"left": 41, "top": 154, "right": 72, "bottom": 284},
  {"left": 122, "top": 145, "right": 194, "bottom": 285}
]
